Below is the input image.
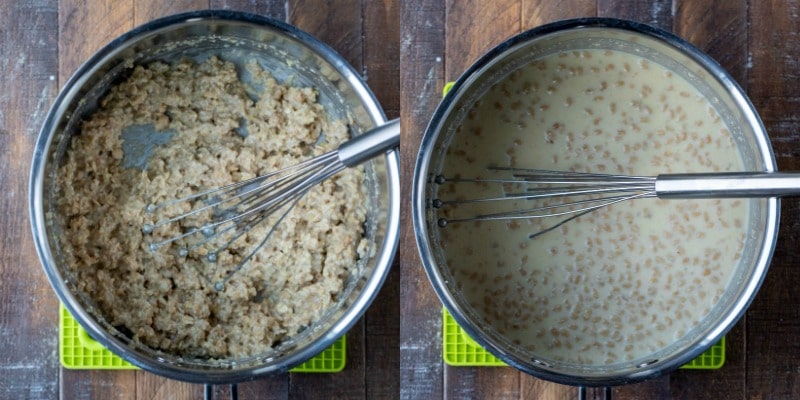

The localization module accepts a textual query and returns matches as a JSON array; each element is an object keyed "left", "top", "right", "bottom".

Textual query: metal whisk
[
  {"left": 142, "top": 119, "right": 399, "bottom": 290},
  {"left": 433, "top": 166, "right": 800, "bottom": 238}
]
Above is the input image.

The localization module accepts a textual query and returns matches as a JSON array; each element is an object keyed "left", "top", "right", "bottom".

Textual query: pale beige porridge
[{"left": 436, "top": 49, "right": 747, "bottom": 365}]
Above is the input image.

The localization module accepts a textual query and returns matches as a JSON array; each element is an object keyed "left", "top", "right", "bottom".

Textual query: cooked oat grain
[
  {"left": 57, "top": 57, "right": 369, "bottom": 359},
  {"left": 438, "top": 49, "right": 747, "bottom": 365}
]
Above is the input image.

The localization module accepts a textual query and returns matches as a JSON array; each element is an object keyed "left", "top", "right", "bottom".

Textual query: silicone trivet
[
  {"left": 60, "top": 304, "right": 345, "bottom": 372},
  {"left": 442, "top": 309, "right": 724, "bottom": 369}
]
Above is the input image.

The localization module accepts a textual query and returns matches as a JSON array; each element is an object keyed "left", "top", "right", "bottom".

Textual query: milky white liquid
[{"left": 437, "top": 49, "right": 747, "bottom": 365}]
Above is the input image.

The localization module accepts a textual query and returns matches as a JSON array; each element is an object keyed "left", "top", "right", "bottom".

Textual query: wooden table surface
[
  {"left": 3, "top": 0, "right": 800, "bottom": 399},
  {"left": 399, "top": 0, "right": 800, "bottom": 399},
  {"left": 1, "top": 1, "right": 398, "bottom": 399}
]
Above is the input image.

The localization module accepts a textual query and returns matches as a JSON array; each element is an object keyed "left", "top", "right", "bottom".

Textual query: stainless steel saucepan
[
  {"left": 413, "top": 18, "right": 778, "bottom": 389},
  {"left": 30, "top": 10, "right": 400, "bottom": 386}
]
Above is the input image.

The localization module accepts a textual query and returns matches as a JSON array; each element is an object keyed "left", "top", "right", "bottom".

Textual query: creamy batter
[{"left": 436, "top": 49, "right": 747, "bottom": 365}]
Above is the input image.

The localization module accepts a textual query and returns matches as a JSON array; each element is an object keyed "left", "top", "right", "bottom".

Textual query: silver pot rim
[
  {"left": 29, "top": 9, "right": 400, "bottom": 384},
  {"left": 412, "top": 17, "right": 779, "bottom": 386}
]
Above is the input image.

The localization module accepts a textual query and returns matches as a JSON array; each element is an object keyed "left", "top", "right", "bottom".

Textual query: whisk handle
[
  {"left": 655, "top": 172, "right": 800, "bottom": 198},
  {"left": 338, "top": 118, "right": 400, "bottom": 167}
]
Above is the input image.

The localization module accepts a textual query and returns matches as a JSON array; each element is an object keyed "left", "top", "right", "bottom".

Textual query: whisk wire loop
[
  {"left": 433, "top": 164, "right": 800, "bottom": 240},
  {"left": 142, "top": 149, "right": 346, "bottom": 289},
  {"left": 140, "top": 119, "right": 400, "bottom": 290},
  {"left": 433, "top": 167, "right": 659, "bottom": 231}
]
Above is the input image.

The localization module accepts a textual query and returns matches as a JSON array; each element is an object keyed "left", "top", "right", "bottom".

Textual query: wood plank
[
  {"left": 133, "top": 0, "right": 209, "bottom": 24},
  {"left": 58, "top": 0, "right": 135, "bottom": 84},
  {"left": 444, "top": 0, "right": 520, "bottom": 81},
  {"left": 748, "top": 0, "right": 800, "bottom": 172},
  {"left": 522, "top": 0, "right": 595, "bottom": 27},
  {"left": 135, "top": 372, "right": 203, "bottom": 399},
  {"left": 60, "top": 370, "right": 136, "bottom": 400},
  {"left": 0, "top": 1, "right": 61, "bottom": 398},
  {"left": 364, "top": 0, "right": 401, "bottom": 118},
  {"left": 221, "top": 377, "right": 287, "bottom": 400},
  {"left": 747, "top": 1, "right": 800, "bottom": 399},
  {"left": 362, "top": 1, "right": 400, "bottom": 398},
  {"left": 612, "top": 376, "right": 671, "bottom": 400},
  {"left": 290, "top": 0, "right": 363, "bottom": 72},
  {"left": 597, "top": 0, "right": 673, "bottom": 28},
  {"left": 364, "top": 266, "right": 401, "bottom": 400},
  {"left": 211, "top": 0, "right": 286, "bottom": 19},
  {"left": 398, "top": 0, "right": 445, "bottom": 398},
  {"left": 674, "top": 0, "right": 747, "bottom": 85},
  {"left": 520, "top": 378, "right": 575, "bottom": 400}
]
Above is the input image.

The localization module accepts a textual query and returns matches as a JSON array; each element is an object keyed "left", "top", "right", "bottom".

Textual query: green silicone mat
[
  {"left": 60, "top": 304, "right": 346, "bottom": 372},
  {"left": 442, "top": 309, "right": 725, "bottom": 369}
]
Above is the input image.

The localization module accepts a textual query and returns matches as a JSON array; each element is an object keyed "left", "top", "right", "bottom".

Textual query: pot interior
[
  {"left": 34, "top": 11, "right": 398, "bottom": 382},
  {"left": 416, "top": 20, "right": 778, "bottom": 385}
]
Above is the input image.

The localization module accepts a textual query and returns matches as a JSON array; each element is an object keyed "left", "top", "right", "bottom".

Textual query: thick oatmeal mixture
[{"left": 57, "top": 57, "right": 370, "bottom": 358}]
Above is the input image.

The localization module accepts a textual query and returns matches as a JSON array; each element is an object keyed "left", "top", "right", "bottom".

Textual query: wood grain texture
[
  {"left": 398, "top": 0, "right": 445, "bottom": 398},
  {"left": 134, "top": 0, "right": 209, "bottom": 23},
  {"left": 444, "top": 0, "right": 520, "bottom": 80},
  {"left": 597, "top": 0, "right": 672, "bottom": 27},
  {"left": 60, "top": 370, "right": 137, "bottom": 400},
  {"left": 58, "top": 0, "right": 134, "bottom": 84},
  {"left": 0, "top": 1, "right": 60, "bottom": 398},
  {"left": 520, "top": 379, "right": 575, "bottom": 400},
  {"left": 364, "top": 265, "right": 401, "bottom": 400},
  {"left": 291, "top": 0, "right": 363, "bottom": 71},
  {"left": 522, "top": 0, "right": 595, "bottom": 27},
  {"left": 747, "top": 1, "right": 800, "bottom": 399},
  {"left": 398, "top": 1, "right": 793, "bottom": 400},
  {"left": 8, "top": 0, "right": 800, "bottom": 398},
  {"left": 211, "top": 0, "right": 286, "bottom": 19},
  {"left": 673, "top": 0, "right": 747, "bottom": 85},
  {"left": 364, "top": 0, "right": 401, "bottom": 118}
]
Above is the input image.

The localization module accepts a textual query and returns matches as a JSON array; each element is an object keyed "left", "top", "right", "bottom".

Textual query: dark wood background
[
  {"left": 3, "top": 0, "right": 800, "bottom": 399},
  {"left": 399, "top": 0, "right": 800, "bottom": 399},
  {"left": 0, "top": 1, "right": 398, "bottom": 399}
]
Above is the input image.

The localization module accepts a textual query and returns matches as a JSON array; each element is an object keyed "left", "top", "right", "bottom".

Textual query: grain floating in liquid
[{"left": 437, "top": 49, "right": 747, "bottom": 365}]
